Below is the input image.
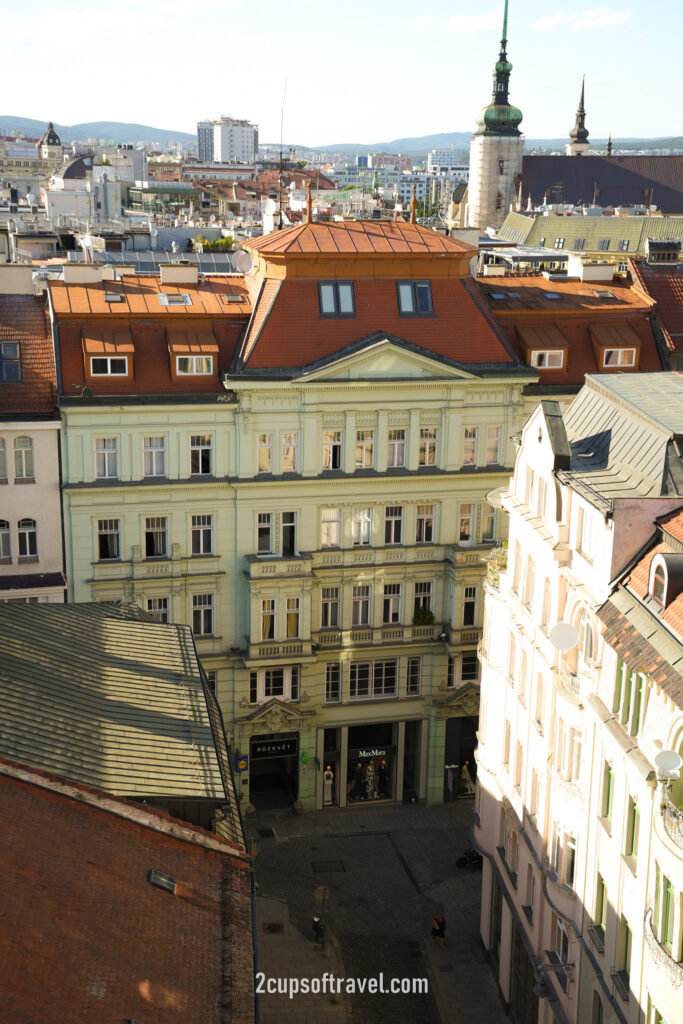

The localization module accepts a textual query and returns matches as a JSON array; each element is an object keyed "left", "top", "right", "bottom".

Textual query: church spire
[
  {"left": 475, "top": 0, "right": 523, "bottom": 137},
  {"left": 567, "top": 76, "right": 590, "bottom": 155}
]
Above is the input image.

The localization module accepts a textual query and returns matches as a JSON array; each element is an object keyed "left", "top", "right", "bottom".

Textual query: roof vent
[
  {"left": 148, "top": 869, "right": 177, "bottom": 894},
  {"left": 594, "top": 289, "right": 615, "bottom": 299},
  {"left": 104, "top": 292, "right": 124, "bottom": 303}
]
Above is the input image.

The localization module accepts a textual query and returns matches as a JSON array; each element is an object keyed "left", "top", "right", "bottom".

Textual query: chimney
[
  {"left": 160, "top": 264, "right": 199, "bottom": 285},
  {"left": 63, "top": 264, "right": 104, "bottom": 284}
]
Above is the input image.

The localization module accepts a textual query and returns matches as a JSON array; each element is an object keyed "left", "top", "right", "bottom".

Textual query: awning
[
  {"left": 589, "top": 323, "right": 643, "bottom": 349},
  {"left": 167, "top": 328, "right": 219, "bottom": 354},
  {"left": 82, "top": 329, "right": 134, "bottom": 354},
  {"left": 516, "top": 323, "right": 568, "bottom": 350}
]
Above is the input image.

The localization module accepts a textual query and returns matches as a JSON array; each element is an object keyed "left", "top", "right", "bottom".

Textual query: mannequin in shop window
[
  {"left": 378, "top": 759, "right": 388, "bottom": 798},
  {"left": 352, "top": 761, "right": 363, "bottom": 800},
  {"left": 365, "top": 760, "right": 377, "bottom": 799},
  {"left": 323, "top": 765, "right": 334, "bottom": 806}
]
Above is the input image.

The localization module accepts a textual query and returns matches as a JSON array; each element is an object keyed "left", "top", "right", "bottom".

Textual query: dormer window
[
  {"left": 319, "top": 282, "right": 355, "bottom": 317},
  {"left": 651, "top": 562, "right": 666, "bottom": 605},
  {"left": 397, "top": 281, "right": 433, "bottom": 316},
  {"left": 530, "top": 350, "right": 564, "bottom": 369},
  {"left": 603, "top": 348, "right": 635, "bottom": 367},
  {"left": 91, "top": 356, "right": 128, "bottom": 375}
]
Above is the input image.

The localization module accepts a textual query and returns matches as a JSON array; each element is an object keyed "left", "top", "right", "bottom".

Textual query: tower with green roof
[{"left": 466, "top": 0, "right": 525, "bottom": 230}]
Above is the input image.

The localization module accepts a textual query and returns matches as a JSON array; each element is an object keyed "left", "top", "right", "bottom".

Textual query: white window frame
[
  {"left": 406, "top": 656, "right": 422, "bottom": 695},
  {"left": 192, "top": 593, "right": 214, "bottom": 636},
  {"left": 384, "top": 506, "right": 403, "bottom": 545},
  {"left": 458, "top": 503, "right": 474, "bottom": 545},
  {"left": 0, "top": 519, "right": 10, "bottom": 560},
  {"left": 321, "top": 507, "right": 341, "bottom": 548},
  {"left": 463, "top": 427, "right": 478, "bottom": 466},
  {"left": 144, "top": 515, "right": 168, "bottom": 558},
  {"left": 281, "top": 431, "right": 298, "bottom": 473},
  {"left": 249, "top": 665, "right": 300, "bottom": 704},
  {"left": 146, "top": 596, "right": 169, "bottom": 622},
  {"left": 14, "top": 436, "right": 34, "bottom": 480},
  {"left": 17, "top": 517, "right": 37, "bottom": 559},
  {"left": 352, "top": 585, "right": 370, "bottom": 626},
  {"left": 325, "top": 662, "right": 341, "bottom": 703},
  {"left": 482, "top": 507, "right": 496, "bottom": 542},
  {"left": 286, "top": 596, "right": 300, "bottom": 639},
  {"left": 350, "top": 659, "right": 398, "bottom": 700},
  {"left": 419, "top": 427, "right": 438, "bottom": 467},
  {"left": 416, "top": 504, "right": 434, "bottom": 543},
  {"left": 387, "top": 428, "right": 406, "bottom": 468},
  {"left": 95, "top": 437, "right": 118, "bottom": 480},
  {"left": 0, "top": 439, "right": 6, "bottom": 481},
  {"left": 321, "top": 586, "right": 340, "bottom": 628},
  {"left": 383, "top": 583, "right": 401, "bottom": 624},
  {"left": 486, "top": 426, "right": 502, "bottom": 465},
  {"left": 352, "top": 507, "right": 372, "bottom": 546},
  {"left": 414, "top": 581, "right": 432, "bottom": 614},
  {"left": 355, "top": 429, "right": 375, "bottom": 469},
  {"left": 90, "top": 355, "right": 128, "bottom": 376},
  {"left": 97, "top": 518, "right": 120, "bottom": 561},
  {"left": 257, "top": 432, "right": 272, "bottom": 474},
  {"left": 529, "top": 350, "right": 564, "bottom": 369},
  {"left": 603, "top": 348, "right": 636, "bottom": 367},
  {"left": 190, "top": 434, "right": 212, "bottom": 476},
  {"left": 143, "top": 436, "right": 166, "bottom": 477},
  {"left": 260, "top": 598, "right": 275, "bottom": 640},
  {"left": 257, "top": 512, "right": 272, "bottom": 554},
  {"left": 463, "top": 585, "right": 476, "bottom": 626},
  {"left": 176, "top": 355, "right": 213, "bottom": 375},
  {"left": 322, "top": 430, "right": 342, "bottom": 470},
  {"left": 191, "top": 513, "right": 213, "bottom": 555}
]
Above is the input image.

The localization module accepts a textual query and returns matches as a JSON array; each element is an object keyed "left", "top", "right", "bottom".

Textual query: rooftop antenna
[{"left": 278, "top": 78, "right": 288, "bottom": 231}]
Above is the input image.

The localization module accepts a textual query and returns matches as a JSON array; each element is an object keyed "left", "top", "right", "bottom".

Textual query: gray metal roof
[
  {"left": 0, "top": 602, "right": 227, "bottom": 801},
  {"left": 559, "top": 373, "right": 683, "bottom": 502}
]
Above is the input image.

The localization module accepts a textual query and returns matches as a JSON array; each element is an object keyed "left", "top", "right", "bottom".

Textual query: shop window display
[{"left": 347, "top": 751, "right": 393, "bottom": 802}]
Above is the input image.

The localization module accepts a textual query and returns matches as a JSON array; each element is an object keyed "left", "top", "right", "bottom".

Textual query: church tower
[
  {"left": 566, "top": 78, "right": 590, "bottom": 156},
  {"left": 466, "top": 0, "right": 524, "bottom": 229}
]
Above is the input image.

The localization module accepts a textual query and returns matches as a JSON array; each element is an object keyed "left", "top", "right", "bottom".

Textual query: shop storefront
[{"left": 249, "top": 732, "right": 299, "bottom": 809}]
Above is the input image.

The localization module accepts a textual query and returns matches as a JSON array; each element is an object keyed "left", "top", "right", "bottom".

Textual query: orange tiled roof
[
  {"left": 238, "top": 277, "right": 517, "bottom": 370},
  {"left": 0, "top": 756, "right": 254, "bottom": 1024},
  {"left": 0, "top": 295, "right": 57, "bottom": 417},
  {"left": 623, "top": 507, "right": 683, "bottom": 638},
  {"left": 245, "top": 220, "right": 476, "bottom": 256},
  {"left": 49, "top": 274, "right": 251, "bottom": 317},
  {"left": 631, "top": 260, "right": 683, "bottom": 353},
  {"left": 477, "top": 275, "right": 655, "bottom": 313}
]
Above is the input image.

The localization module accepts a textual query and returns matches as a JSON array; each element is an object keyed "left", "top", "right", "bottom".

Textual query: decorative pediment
[
  {"left": 296, "top": 336, "right": 474, "bottom": 383},
  {"left": 434, "top": 683, "right": 481, "bottom": 718},
  {"left": 237, "top": 697, "right": 312, "bottom": 732}
]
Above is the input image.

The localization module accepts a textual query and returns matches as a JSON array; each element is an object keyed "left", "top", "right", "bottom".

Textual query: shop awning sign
[{"left": 251, "top": 737, "right": 298, "bottom": 759}]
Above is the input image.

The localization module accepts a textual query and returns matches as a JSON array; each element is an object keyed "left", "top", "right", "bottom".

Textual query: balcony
[
  {"left": 662, "top": 788, "right": 683, "bottom": 851},
  {"left": 311, "top": 623, "right": 449, "bottom": 650},
  {"left": 245, "top": 638, "right": 314, "bottom": 664},
  {"left": 245, "top": 554, "right": 312, "bottom": 578},
  {"left": 643, "top": 907, "right": 683, "bottom": 1016},
  {"left": 311, "top": 544, "right": 450, "bottom": 571},
  {"left": 556, "top": 665, "right": 581, "bottom": 705}
]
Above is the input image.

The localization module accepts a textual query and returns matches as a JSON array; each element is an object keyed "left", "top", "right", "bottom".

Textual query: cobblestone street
[{"left": 248, "top": 800, "right": 509, "bottom": 1024}]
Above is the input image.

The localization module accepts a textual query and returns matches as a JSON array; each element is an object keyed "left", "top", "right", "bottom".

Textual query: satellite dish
[
  {"left": 654, "top": 750, "right": 683, "bottom": 778},
  {"left": 261, "top": 197, "right": 277, "bottom": 215},
  {"left": 549, "top": 622, "right": 579, "bottom": 652},
  {"left": 231, "top": 249, "right": 253, "bottom": 274}
]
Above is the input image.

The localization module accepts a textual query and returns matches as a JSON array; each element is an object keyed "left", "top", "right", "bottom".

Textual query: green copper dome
[{"left": 476, "top": 102, "right": 523, "bottom": 136}]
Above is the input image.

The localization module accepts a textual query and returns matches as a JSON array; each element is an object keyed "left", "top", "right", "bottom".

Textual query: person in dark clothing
[{"left": 431, "top": 914, "right": 446, "bottom": 948}]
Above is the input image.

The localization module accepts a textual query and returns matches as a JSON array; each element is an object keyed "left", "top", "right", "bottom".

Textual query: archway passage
[{"left": 249, "top": 733, "right": 299, "bottom": 810}]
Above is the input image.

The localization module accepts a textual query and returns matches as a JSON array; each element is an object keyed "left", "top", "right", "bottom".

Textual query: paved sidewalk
[{"left": 248, "top": 801, "right": 509, "bottom": 1024}]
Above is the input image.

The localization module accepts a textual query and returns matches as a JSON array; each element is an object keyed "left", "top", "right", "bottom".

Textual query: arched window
[
  {"left": 17, "top": 518, "right": 37, "bottom": 558},
  {"left": 14, "top": 436, "right": 34, "bottom": 481},
  {"left": 651, "top": 560, "right": 666, "bottom": 605},
  {"left": 577, "top": 607, "right": 594, "bottom": 667},
  {"left": 0, "top": 519, "right": 10, "bottom": 560}
]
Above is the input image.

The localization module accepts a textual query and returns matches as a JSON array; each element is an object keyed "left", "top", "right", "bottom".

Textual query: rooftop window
[
  {"left": 529, "top": 350, "right": 564, "bottom": 369},
  {"left": 158, "top": 292, "right": 192, "bottom": 306},
  {"left": 319, "top": 282, "right": 355, "bottom": 318},
  {"left": 91, "top": 356, "right": 128, "bottom": 376},
  {"left": 103, "top": 292, "right": 124, "bottom": 303},
  {"left": 545, "top": 292, "right": 561, "bottom": 301},
  {"left": 594, "top": 289, "right": 615, "bottom": 300},
  {"left": 0, "top": 341, "right": 21, "bottom": 382},
  {"left": 603, "top": 348, "right": 635, "bottom": 367},
  {"left": 397, "top": 280, "right": 433, "bottom": 316}
]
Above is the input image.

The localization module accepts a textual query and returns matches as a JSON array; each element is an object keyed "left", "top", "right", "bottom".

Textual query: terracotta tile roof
[
  {"left": 256, "top": 168, "right": 337, "bottom": 191},
  {"left": 630, "top": 260, "right": 683, "bottom": 353},
  {"left": 599, "top": 599, "right": 682, "bottom": 705},
  {"left": 623, "top": 507, "right": 683, "bottom": 637},
  {"left": 0, "top": 295, "right": 57, "bottom": 417},
  {"left": 659, "top": 507, "right": 683, "bottom": 543},
  {"left": 237, "top": 277, "right": 518, "bottom": 370},
  {"left": 245, "top": 220, "right": 476, "bottom": 256},
  {"left": 477, "top": 277, "right": 662, "bottom": 382},
  {"left": 50, "top": 274, "right": 251, "bottom": 317},
  {"left": 0, "top": 756, "right": 254, "bottom": 1024}
]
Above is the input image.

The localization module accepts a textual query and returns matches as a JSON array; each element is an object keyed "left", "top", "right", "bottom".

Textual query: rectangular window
[
  {"left": 570, "top": 729, "right": 582, "bottom": 782},
  {"left": 414, "top": 581, "right": 432, "bottom": 615},
  {"left": 145, "top": 516, "right": 167, "bottom": 558},
  {"left": 321, "top": 507, "right": 341, "bottom": 548},
  {"left": 463, "top": 427, "right": 478, "bottom": 466},
  {"left": 602, "top": 762, "right": 614, "bottom": 819},
  {"left": 625, "top": 797, "right": 639, "bottom": 860},
  {"left": 419, "top": 427, "right": 438, "bottom": 467},
  {"left": 281, "top": 511, "right": 296, "bottom": 556},
  {"left": 143, "top": 436, "right": 166, "bottom": 477},
  {"left": 325, "top": 662, "right": 341, "bottom": 703},
  {"left": 91, "top": 355, "right": 128, "bottom": 376},
  {"left": 486, "top": 426, "right": 502, "bottom": 465},
  {"left": 204, "top": 670, "right": 217, "bottom": 696},
  {"left": 407, "top": 657, "right": 422, "bottom": 695},
  {"left": 461, "top": 651, "right": 479, "bottom": 681},
  {"left": 319, "top": 281, "right": 355, "bottom": 317},
  {"left": 385, "top": 506, "right": 403, "bottom": 544},
  {"left": 257, "top": 512, "right": 272, "bottom": 554},
  {"left": 514, "top": 742, "right": 523, "bottom": 787},
  {"left": 564, "top": 834, "right": 577, "bottom": 888},
  {"left": 321, "top": 587, "right": 340, "bottom": 628},
  {"left": 281, "top": 431, "right": 298, "bottom": 472},
  {"left": 322, "top": 430, "right": 342, "bottom": 470},
  {"left": 463, "top": 585, "right": 476, "bottom": 626},
  {"left": 0, "top": 341, "right": 21, "bottom": 381},
  {"left": 261, "top": 598, "right": 275, "bottom": 640},
  {"left": 257, "top": 433, "right": 272, "bottom": 474},
  {"left": 503, "top": 721, "right": 511, "bottom": 766},
  {"left": 190, "top": 435, "right": 212, "bottom": 476},
  {"left": 352, "top": 585, "right": 370, "bottom": 626},
  {"left": 160, "top": 292, "right": 192, "bottom": 307},
  {"left": 574, "top": 238, "right": 585, "bottom": 251},
  {"left": 598, "top": 238, "right": 610, "bottom": 252},
  {"left": 529, "top": 770, "right": 539, "bottom": 821},
  {"left": 352, "top": 507, "right": 372, "bottom": 546},
  {"left": 97, "top": 519, "right": 120, "bottom": 560},
  {"left": 416, "top": 504, "right": 434, "bottom": 543},
  {"left": 578, "top": 506, "right": 596, "bottom": 560},
  {"left": 286, "top": 597, "right": 300, "bottom": 638},
  {"left": 176, "top": 355, "right": 213, "bottom": 375},
  {"left": 95, "top": 437, "right": 118, "bottom": 479},
  {"left": 383, "top": 583, "right": 401, "bottom": 624},
  {"left": 397, "top": 280, "right": 433, "bottom": 315},
  {"left": 482, "top": 508, "right": 496, "bottom": 541},
  {"left": 350, "top": 659, "right": 397, "bottom": 699},
  {"left": 18, "top": 518, "right": 38, "bottom": 558},
  {"left": 529, "top": 350, "right": 563, "bottom": 368},
  {"left": 508, "top": 633, "right": 517, "bottom": 682},
  {"left": 355, "top": 429, "right": 375, "bottom": 468},
  {"left": 387, "top": 428, "right": 406, "bottom": 468},
  {"left": 146, "top": 597, "right": 169, "bottom": 623},
  {"left": 0, "top": 520, "right": 10, "bottom": 560},
  {"left": 191, "top": 514, "right": 213, "bottom": 555},
  {"left": 554, "top": 237, "right": 565, "bottom": 249},
  {"left": 618, "top": 239, "right": 630, "bottom": 252},
  {"left": 595, "top": 874, "right": 607, "bottom": 941},
  {"left": 459, "top": 504, "right": 473, "bottom": 545},
  {"left": 250, "top": 665, "right": 300, "bottom": 703},
  {"left": 264, "top": 668, "right": 284, "bottom": 697},
  {"left": 192, "top": 594, "right": 213, "bottom": 636},
  {"left": 603, "top": 348, "right": 636, "bottom": 367}
]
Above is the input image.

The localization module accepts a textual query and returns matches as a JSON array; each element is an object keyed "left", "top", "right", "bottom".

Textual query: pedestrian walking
[{"left": 431, "top": 913, "right": 446, "bottom": 949}]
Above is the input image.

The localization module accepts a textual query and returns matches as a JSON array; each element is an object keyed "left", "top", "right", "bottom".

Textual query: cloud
[
  {"left": 405, "top": 15, "right": 435, "bottom": 30},
  {"left": 530, "top": 7, "right": 633, "bottom": 31},
  {"left": 441, "top": 8, "right": 503, "bottom": 32}
]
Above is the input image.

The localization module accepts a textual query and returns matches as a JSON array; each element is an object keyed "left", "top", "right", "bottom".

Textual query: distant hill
[{"left": 0, "top": 115, "right": 195, "bottom": 146}]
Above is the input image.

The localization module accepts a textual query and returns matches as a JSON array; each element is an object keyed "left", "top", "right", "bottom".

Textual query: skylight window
[
  {"left": 490, "top": 292, "right": 508, "bottom": 301},
  {"left": 221, "top": 293, "right": 244, "bottom": 304},
  {"left": 545, "top": 292, "right": 561, "bottom": 301},
  {"left": 103, "top": 292, "right": 124, "bottom": 303},
  {"left": 148, "top": 869, "right": 177, "bottom": 894},
  {"left": 158, "top": 293, "right": 192, "bottom": 306},
  {"left": 594, "top": 289, "right": 615, "bottom": 300}
]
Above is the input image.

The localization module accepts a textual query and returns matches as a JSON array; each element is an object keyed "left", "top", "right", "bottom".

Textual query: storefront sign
[
  {"left": 251, "top": 737, "right": 298, "bottom": 759},
  {"left": 301, "top": 751, "right": 309, "bottom": 765},
  {"left": 235, "top": 755, "right": 249, "bottom": 773},
  {"left": 348, "top": 745, "right": 395, "bottom": 760}
]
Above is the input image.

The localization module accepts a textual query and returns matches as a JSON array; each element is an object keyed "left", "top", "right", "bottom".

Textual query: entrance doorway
[
  {"left": 444, "top": 716, "right": 478, "bottom": 800},
  {"left": 249, "top": 733, "right": 299, "bottom": 810}
]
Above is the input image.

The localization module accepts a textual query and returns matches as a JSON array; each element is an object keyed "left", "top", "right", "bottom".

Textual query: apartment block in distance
[
  {"left": 475, "top": 373, "right": 683, "bottom": 1024},
  {"left": 49, "top": 218, "right": 538, "bottom": 813}
]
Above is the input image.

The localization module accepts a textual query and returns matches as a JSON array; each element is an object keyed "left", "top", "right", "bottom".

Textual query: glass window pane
[
  {"left": 338, "top": 284, "right": 354, "bottom": 314},
  {"left": 320, "top": 284, "right": 335, "bottom": 314}
]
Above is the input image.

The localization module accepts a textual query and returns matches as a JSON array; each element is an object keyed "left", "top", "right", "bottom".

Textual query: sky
[{"left": 3, "top": 0, "right": 680, "bottom": 146}]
